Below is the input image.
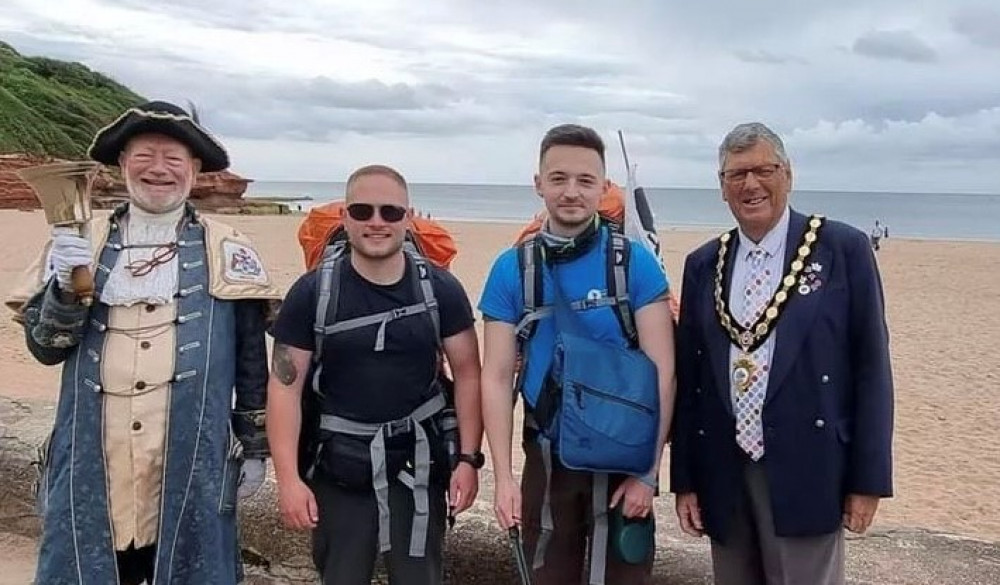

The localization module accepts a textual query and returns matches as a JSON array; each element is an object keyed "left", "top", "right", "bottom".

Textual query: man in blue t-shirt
[{"left": 479, "top": 124, "right": 676, "bottom": 584}]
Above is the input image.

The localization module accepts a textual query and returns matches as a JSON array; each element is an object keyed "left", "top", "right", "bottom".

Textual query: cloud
[
  {"left": 952, "top": 6, "right": 1000, "bottom": 49},
  {"left": 96, "top": 0, "right": 318, "bottom": 33},
  {"left": 852, "top": 30, "right": 938, "bottom": 63},
  {"left": 1, "top": 0, "right": 999, "bottom": 192},
  {"left": 779, "top": 107, "right": 1000, "bottom": 193},
  {"left": 733, "top": 50, "right": 808, "bottom": 65},
  {"left": 262, "top": 78, "right": 455, "bottom": 111}
]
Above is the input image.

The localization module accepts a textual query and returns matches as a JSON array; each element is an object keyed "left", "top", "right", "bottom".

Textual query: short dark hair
[
  {"left": 346, "top": 164, "right": 408, "bottom": 195},
  {"left": 539, "top": 124, "right": 606, "bottom": 166}
]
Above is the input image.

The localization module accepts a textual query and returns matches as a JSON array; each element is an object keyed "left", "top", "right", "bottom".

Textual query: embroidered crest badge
[{"left": 223, "top": 240, "right": 268, "bottom": 284}]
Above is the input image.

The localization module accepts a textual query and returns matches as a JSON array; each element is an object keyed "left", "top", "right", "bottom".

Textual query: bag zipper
[{"left": 572, "top": 382, "right": 655, "bottom": 415}]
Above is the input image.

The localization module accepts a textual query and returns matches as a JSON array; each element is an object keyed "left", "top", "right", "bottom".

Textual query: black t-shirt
[{"left": 272, "top": 257, "right": 474, "bottom": 423}]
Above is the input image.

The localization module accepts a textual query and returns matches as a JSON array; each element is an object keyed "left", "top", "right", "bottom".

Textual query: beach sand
[{"left": 1, "top": 209, "right": 999, "bottom": 577}]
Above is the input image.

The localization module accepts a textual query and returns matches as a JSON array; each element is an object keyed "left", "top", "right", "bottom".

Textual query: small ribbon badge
[{"left": 797, "top": 262, "right": 824, "bottom": 295}]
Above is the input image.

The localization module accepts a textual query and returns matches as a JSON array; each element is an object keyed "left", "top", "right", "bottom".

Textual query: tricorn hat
[{"left": 88, "top": 100, "right": 229, "bottom": 172}]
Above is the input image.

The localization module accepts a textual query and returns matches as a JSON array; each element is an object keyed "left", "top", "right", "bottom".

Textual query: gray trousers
[
  {"left": 710, "top": 461, "right": 845, "bottom": 585},
  {"left": 311, "top": 476, "right": 446, "bottom": 585}
]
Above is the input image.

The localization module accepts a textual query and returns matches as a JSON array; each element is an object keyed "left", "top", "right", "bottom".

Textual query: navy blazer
[{"left": 669, "top": 209, "right": 894, "bottom": 541}]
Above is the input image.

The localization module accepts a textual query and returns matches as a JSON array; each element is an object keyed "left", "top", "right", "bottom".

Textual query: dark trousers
[
  {"left": 116, "top": 543, "right": 156, "bottom": 585},
  {"left": 710, "top": 459, "right": 845, "bottom": 585},
  {"left": 520, "top": 440, "right": 654, "bottom": 585},
  {"left": 311, "top": 476, "right": 446, "bottom": 585}
]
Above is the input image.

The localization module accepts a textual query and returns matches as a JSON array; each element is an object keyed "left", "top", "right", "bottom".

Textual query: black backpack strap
[
  {"left": 406, "top": 250, "right": 441, "bottom": 350},
  {"left": 514, "top": 236, "right": 545, "bottom": 343},
  {"left": 513, "top": 237, "right": 545, "bottom": 395},
  {"left": 607, "top": 231, "right": 639, "bottom": 347},
  {"left": 312, "top": 247, "right": 346, "bottom": 397}
]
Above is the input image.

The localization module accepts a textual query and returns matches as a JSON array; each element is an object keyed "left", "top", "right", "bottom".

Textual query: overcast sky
[{"left": 3, "top": 0, "right": 999, "bottom": 192}]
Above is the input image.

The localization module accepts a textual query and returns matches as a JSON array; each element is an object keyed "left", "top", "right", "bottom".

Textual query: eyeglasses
[
  {"left": 346, "top": 203, "right": 408, "bottom": 223},
  {"left": 719, "top": 163, "right": 783, "bottom": 185}
]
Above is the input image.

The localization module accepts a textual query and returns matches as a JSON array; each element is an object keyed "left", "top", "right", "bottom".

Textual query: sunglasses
[{"left": 346, "top": 203, "right": 408, "bottom": 223}]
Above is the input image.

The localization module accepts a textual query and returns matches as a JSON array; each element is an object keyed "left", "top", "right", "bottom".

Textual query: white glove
[
  {"left": 48, "top": 227, "right": 92, "bottom": 292},
  {"left": 237, "top": 458, "right": 267, "bottom": 499}
]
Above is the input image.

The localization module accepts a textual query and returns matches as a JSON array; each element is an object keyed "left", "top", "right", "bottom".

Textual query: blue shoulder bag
[{"left": 547, "top": 264, "right": 660, "bottom": 475}]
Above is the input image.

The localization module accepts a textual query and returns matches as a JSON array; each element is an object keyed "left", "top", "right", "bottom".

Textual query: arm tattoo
[{"left": 272, "top": 343, "right": 299, "bottom": 386}]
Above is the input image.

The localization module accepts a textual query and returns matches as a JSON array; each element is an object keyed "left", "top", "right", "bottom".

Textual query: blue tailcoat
[{"left": 23, "top": 207, "right": 272, "bottom": 584}]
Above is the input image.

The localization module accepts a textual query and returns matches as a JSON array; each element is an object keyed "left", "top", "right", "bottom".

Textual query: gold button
[
  {"left": 140, "top": 341, "right": 151, "bottom": 350},
  {"left": 132, "top": 421, "right": 142, "bottom": 431}
]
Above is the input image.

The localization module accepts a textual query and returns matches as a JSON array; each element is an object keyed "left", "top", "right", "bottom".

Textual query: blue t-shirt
[{"left": 478, "top": 229, "right": 669, "bottom": 405}]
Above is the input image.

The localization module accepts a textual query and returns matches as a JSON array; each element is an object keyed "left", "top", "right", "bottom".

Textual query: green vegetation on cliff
[{"left": 0, "top": 41, "right": 145, "bottom": 159}]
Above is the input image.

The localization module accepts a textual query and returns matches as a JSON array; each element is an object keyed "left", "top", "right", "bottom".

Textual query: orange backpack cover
[{"left": 297, "top": 200, "right": 458, "bottom": 271}]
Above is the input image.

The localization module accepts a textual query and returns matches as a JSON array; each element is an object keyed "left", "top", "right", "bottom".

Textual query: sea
[{"left": 246, "top": 181, "right": 1000, "bottom": 242}]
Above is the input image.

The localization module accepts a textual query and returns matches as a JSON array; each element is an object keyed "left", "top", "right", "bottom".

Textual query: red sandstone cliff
[{"left": 0, "top": 154, "right": 52, "bottom": 209}]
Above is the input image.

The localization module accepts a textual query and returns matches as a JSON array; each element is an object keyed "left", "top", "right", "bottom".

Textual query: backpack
[
  {"left": 295, "top": 217, "right": 461, "bottom": 557},
  {"left": 295, "top": 207, "right": 460, "bottom": 486},
  {"left": 513, "top": 217, "right": 638, "bottom": 408}
]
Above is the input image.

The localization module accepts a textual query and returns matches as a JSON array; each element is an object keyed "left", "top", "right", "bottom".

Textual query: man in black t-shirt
[{"left": 267, "top": 165, "right": 483, "bottom": 585}]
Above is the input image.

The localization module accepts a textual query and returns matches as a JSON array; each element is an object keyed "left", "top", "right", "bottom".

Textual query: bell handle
[{"left": 71, "top": 265, "right": 94, "bottom": 306}]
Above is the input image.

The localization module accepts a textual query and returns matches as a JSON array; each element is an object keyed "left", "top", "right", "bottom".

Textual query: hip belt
[{"left": 318, "top": 392, "right": 446, "bottom": 558}]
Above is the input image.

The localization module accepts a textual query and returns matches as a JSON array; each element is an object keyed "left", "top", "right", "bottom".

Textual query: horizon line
[{"left": 245, "top": 180, "right": 1000, "bottom": 198}]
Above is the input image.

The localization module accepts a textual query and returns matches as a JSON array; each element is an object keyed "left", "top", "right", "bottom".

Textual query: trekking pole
[{"left": 508, "top": 526, "right": 533, "bottom": 585}]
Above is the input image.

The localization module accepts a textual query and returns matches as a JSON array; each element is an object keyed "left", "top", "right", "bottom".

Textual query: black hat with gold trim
[{"left": 88, "top": 100, "right": 229, "bottom": 172}]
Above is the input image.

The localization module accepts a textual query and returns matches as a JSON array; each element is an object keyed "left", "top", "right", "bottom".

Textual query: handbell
[{"left": 17, "top": 161, "right": 101, "bottom": 305}]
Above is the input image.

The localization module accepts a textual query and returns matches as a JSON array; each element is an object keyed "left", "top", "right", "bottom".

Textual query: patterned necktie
[{"left": 735, "top": 248, "right": 770, "bottom": 460}]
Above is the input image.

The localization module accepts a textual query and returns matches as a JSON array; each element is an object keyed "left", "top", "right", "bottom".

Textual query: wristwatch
[{"left": 456, "top": 452, "right": 485, "bottom": 470}]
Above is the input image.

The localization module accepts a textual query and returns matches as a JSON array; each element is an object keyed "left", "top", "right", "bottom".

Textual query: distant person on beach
[
  {"left": 479, "top": 124, "right": 676, "bottom": 584},
  {"left": 5, "top": 101, "right": 281, "bottom": 584},
  {"left": 870, "top": 220, "right": 889, "bottom": 251},
  {"left": 670, "top": 122, "right": 895, "bottom": 585},
  {"left": 267, "top": 164, "right": 483, "bottom": 585}
]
